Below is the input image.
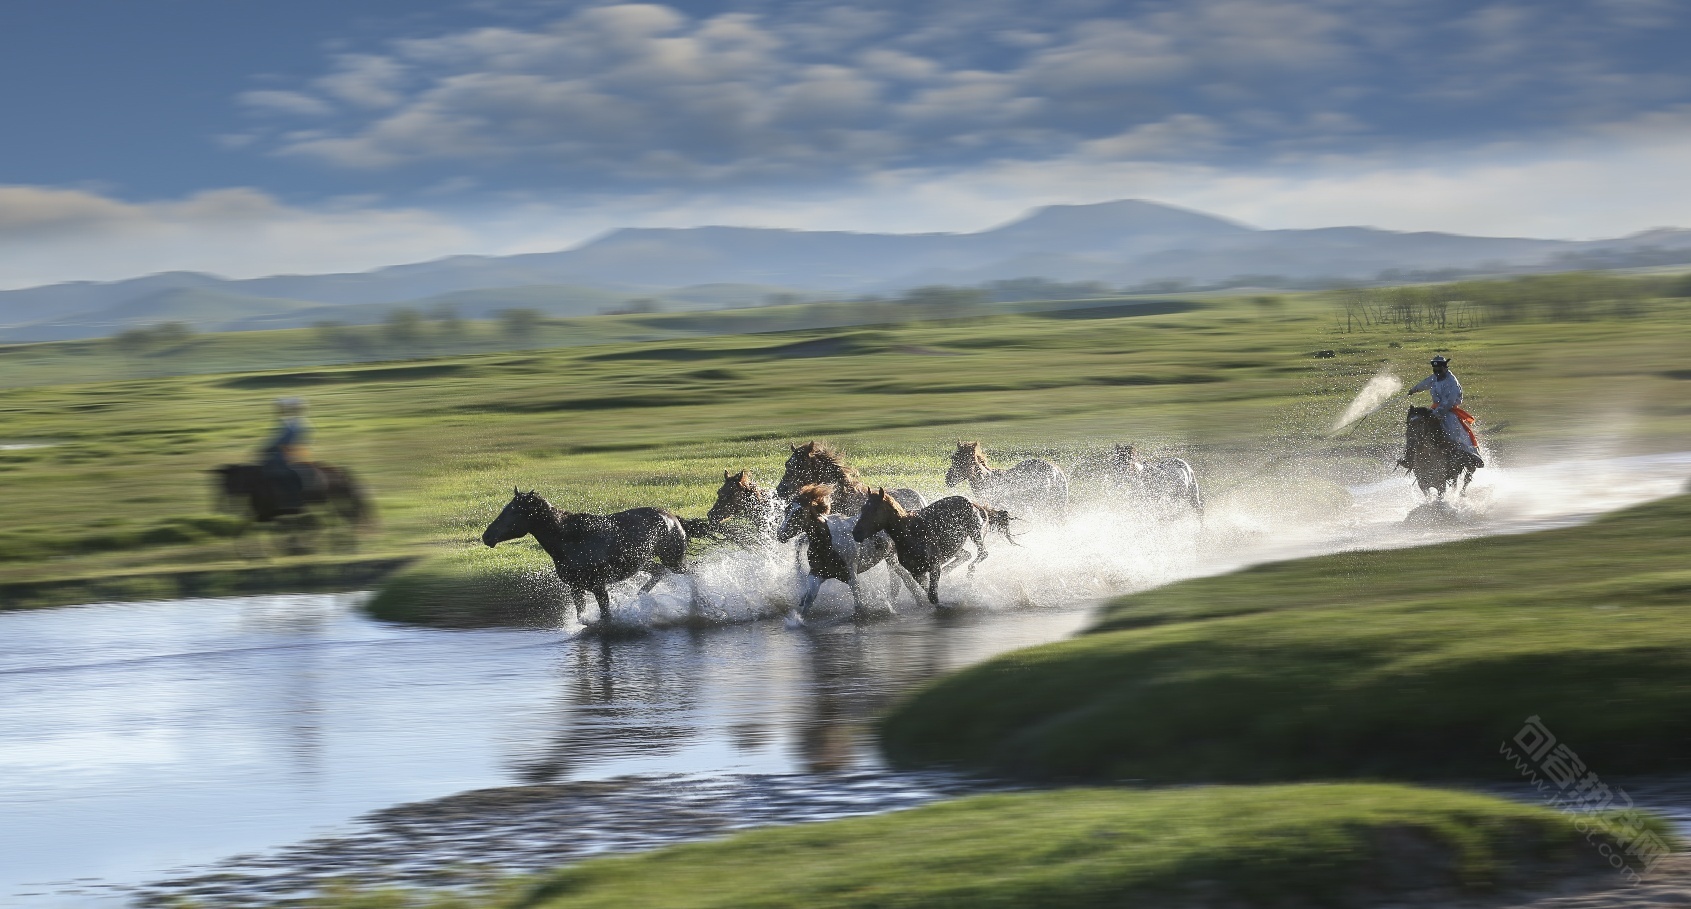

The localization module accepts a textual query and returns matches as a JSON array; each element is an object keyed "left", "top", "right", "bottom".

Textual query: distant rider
[
  {"left": 260, "top": 397, "right": 310, "bottom": 511},
  {"left": 1404, "top": 355, "right": 1483, "bottom": 469}
]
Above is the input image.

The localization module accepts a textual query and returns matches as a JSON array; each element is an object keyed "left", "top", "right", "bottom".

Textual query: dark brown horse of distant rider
[
  {"left": 1106, "top": 444, "right": 1203, "bottom": 517},
  {"left": 482, "top": 489, "right": 695, "bottom": 625},
  {"left": 777, "top": 441, "right": 927, "bottom": 515},
  {"left": 945, "top": 441, "right": 1068, "bottom": 520},
  {"left": 853, "top": 488, "right": 1014, "bottom": 607},
  {"left": 210, "top": 462, "right": 373, "bottom": 546},
  {"left": 779, "top": 484, "right": 924, "bottom": 621},
  {"left": 1400, "top": 406, "right": 1477, "bottom": 498}
]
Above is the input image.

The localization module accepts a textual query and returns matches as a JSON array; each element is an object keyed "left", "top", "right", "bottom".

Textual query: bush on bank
[
  {"left": 307, "top": 785, "right": 1665, "bottom": 909},
  {"left": 880, "top": 493, "right": 1691, "bottom": 782}
]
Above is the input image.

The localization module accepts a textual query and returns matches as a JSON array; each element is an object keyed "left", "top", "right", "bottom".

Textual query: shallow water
[{"left": 2, "top": 450, "right": 1688, "bottom": 906}]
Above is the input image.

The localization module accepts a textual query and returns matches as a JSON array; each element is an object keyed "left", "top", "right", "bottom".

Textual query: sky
[{"left": 2, "top": 0, "right": 1689, "bottom": 288}]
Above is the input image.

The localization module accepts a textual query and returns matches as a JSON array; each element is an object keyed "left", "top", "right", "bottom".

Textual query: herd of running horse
[{"left": 480, "top": 440, "right": 1204, "bottom": 626}]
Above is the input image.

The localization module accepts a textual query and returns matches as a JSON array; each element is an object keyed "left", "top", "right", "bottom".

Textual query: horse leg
[
  {"left": 966, "top": 525, "right": 989, "bottom": 577},
  {"left": 891, "top": 562, "right": 923, "bottom": 608},
  {"left": 570, "top": 588, "right": 587, "bottom": 625},
  {"left": 590, "top": 586, "right": 612, "bottom": 624},
  {"left": 794, "top": 574, "right": 824, "bottom": 621},
  {"left": 638, "top": 564, "right": 669, "bottom": 594}
]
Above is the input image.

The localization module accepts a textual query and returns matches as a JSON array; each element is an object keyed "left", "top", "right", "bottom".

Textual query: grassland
[
  {"left": 2, "top": 290, "right": 1688, "bottom": 603},
  {"left": 879, "top": 491, "right": 1691, "bottom": 782},
  {"left": 307, "top": 785, "right": 1663, "bottom": 909}
]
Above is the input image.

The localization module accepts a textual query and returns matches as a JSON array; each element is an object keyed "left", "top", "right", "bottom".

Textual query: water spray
[{"left": 1328, "top": 368, "right": 1403, "bottom": 436}]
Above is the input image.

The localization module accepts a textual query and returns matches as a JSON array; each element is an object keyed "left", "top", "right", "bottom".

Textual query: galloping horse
[
  {"left": 482, "top": 489, "right": 695, "bottom": 625},
  {"left": 1400, "top": 407, "right": 1478, "bottom": 498},
  {"left": 707, "top": 470, "right": 785, "bottom": 545},
  {"left": 776, "top": 441, "right": 926, "bottom": 515},
  {"left": 210, "top": 462, "right": 373, "bottom": 547},
  {"left": 944, "top": 441, "right": 1068, "bottom": 520},
  {"left": 853, "top": 488, "right": 1014, "bottom": 607},
  {"left": 778, "top": 484, "right": 924, "bottom": 621},
  {"left": 1107, "top": 445, "right": 1203, "bottom": 517}
]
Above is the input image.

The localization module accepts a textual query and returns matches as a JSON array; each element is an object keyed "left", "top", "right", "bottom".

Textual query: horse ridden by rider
[
  {"left": 1399, "top": 355, "right": 1485, "bottom": 498},
  {"left": 211, "top": 397, "right": 372, "bottom": 534}
]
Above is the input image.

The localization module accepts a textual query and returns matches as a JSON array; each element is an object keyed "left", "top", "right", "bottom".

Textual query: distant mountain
[{"left": 3, "top": 199, "right": 1688, "bottom": 343}]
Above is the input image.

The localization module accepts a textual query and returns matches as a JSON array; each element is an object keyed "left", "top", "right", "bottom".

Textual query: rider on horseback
[
  {"left": 261, "top": 397, "right": 310, "bottom": 511},
  {"left": 1402, "top": 355, "right": 1484, "bottom": 471}
]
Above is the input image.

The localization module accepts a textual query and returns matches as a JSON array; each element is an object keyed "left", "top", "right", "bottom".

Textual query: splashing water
[
  {"left": 573, "top": 448, "right": 1691, "bottom": 634},
  {"left": 1329, "top": 370, "right": 1403, "bottom": 435}
]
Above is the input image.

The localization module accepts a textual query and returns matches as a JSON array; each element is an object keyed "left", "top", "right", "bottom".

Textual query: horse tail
[
  {"left": 330, "top": 466, "right": 377, "bottom": 529},
  {"left": 980, "top": 505, "right": 1019, "bottom": 544}
]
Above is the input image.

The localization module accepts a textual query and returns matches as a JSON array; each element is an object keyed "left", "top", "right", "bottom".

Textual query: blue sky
[{"left": 3, "top": 0, "right": 1690, "bottom": 287}]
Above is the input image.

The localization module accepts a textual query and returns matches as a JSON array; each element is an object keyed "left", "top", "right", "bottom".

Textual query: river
[{"left": 2, "top": 451, "right": 1688, "bottom": 906}]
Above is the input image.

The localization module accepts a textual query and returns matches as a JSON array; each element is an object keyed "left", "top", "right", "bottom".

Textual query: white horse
[{"left": 778, "top": 484, "right": 924, "bottom": 622}]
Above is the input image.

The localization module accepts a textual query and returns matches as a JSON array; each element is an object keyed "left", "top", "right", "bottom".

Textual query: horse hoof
[{"left": 784, "top": 610, "right": 804, "bottom": 629}]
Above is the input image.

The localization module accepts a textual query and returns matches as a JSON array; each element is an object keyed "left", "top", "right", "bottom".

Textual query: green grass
[
  {"left": 879, "top": 493, "right": 1691, "bottom": 782},
  {"left": 2, "top": 291, "right": 1688, "bottom": 594},
  {"left": 364, "top": 547, "right": 568, "bottom": 627},
  {"left": 305, "top": 785, "right": 1665, "bottom": 909}
]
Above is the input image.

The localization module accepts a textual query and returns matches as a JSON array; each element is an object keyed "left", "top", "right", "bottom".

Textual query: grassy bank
[
  {"left": 880, "top": 493, "right": 1691, "bottom": 782},
  {"left": 363, "top": 548, "right": 567, "bottom": 627},
  {"left": 309, "top": 784, "right": 1663, "bottom": 909},
  {"left": 3, "top": 290, "right": 1689, "bottom": 598}
]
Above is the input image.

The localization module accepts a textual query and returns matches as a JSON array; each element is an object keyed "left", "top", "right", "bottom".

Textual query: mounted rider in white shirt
[{"left": 1405, "top": 355, "right": 1483, "bottom": 468}]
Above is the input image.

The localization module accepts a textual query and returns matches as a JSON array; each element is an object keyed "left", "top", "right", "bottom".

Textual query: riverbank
[
  {"left": 881, "top": 491, "right": 1691, "bottom": 783},
  {"left": 264, "top": 783, "right": 1666, "bottom": 909},
  {"left": 0, "top": 553, "right": 414, "bottom": 610}
]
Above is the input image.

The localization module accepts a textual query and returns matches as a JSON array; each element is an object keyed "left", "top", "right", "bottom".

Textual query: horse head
[
  {"left": 945, "top": 441, "right": 985, "bottom": 487},
  {"left": 777, "top": 483, "right": 834, "bottom": 542},
  {"left": 852, "top": 486, "right": 903, "bottom": 542},
  {"left": 708, "top": 469, "right": 760, "bottom": 524},
  {"left": 483, "top": 487, "right": 547, "bottom": 547},
  {"left": 778, "top": 441, "right": 846, "bottom": 498}
]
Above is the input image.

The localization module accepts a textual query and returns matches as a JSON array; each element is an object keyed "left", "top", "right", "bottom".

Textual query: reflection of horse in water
[
  {"left": 778, "top": 484, "right": 924, "bottom": 622},
  {"left": 482, "top": 489, "right": 696, "bottom": 625},
  {"left": 210, "top": 462, "right": 372, "bottom": 549},
  {"left": 777, "top": 441, "right": 926, "bottom": 515},
  {"left": 945, "top": 441, "right": 1068, "bottom": 520},
  {"left": 1400, "top": 406, "right": 1478, "bottom": 498},
  {"left": 1106, "top": 445, "right": 1203, "bottom": 517}
]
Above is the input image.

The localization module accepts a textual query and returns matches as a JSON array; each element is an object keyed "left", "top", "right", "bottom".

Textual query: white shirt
[{"left": 1409, "top": 370, "right": 1463, "bottom": 413}]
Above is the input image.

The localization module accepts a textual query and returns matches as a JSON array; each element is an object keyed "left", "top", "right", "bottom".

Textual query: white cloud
[
  {"left": 0, "top": 186, "right": 472, "bottom": 289},
  {"left": 239, "top": 90, "right": 333, "bottom": 117}
]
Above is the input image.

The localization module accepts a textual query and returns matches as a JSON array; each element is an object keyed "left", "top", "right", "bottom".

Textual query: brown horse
[
  {"left": 210, "top": 462, "right": 372, "bottom": 551},
  {"left": 777, "top": 441, "right": 926, "bottom": 515},
  {"left": 852, "top": 488, "right": 1014, "bottom": 607},
  {"left": 1400, "top": 406, "right": 1478, "bottom": 498},
  {"left": 1106, "top": 444, "right": 1203, "bottom": 517},
  {"left": 945, "top": 441, "right": 1068, "bottom": 520},
  {"left": 778, "top": 484, "right": 924, "bottom": 621},
  {"left": 482, "top": 489, "right": 695, "bottom": 625}
]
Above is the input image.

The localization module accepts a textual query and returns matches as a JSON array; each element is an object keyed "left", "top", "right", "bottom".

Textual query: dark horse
[
  {"left": 1400, "top": 406, "right": 1478, "bottom": 498},
  {"left": 482, "top": 489, "right": 695, "bottom": 625},
  {"left": 779, "top": 483, "right": 924, "bottom": 620},
  {"left": 945, "top": 441, "right": 1068, "bottom": 520},
  {"left": 707, "top": 469, "right": 785, "bottom": 546},
  {"left": 853, "top": 488, "right": 1014, "bottom": 607},
  {"left": 1106, "top": 444, "right": 1203, "bottom": 517},
  {"left": 777, "top": 441, "right": 926, "bottom": 515},
  {"left": 210, "top": 463, "right": 372, "bottom": 545}
]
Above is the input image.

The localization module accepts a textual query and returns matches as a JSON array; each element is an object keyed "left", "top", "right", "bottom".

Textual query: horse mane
[
  {"left": 865, "top": 487, "right": 909, "bottom": 518},
  {"left": 801, "top": 442, "right": 859, "bottom": 482},
  {"left": 794, "top": 483, "right": 836, "bottom": 511},
  {"left": 517, "top": 491, "right": 568, "bottom": 533}
]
